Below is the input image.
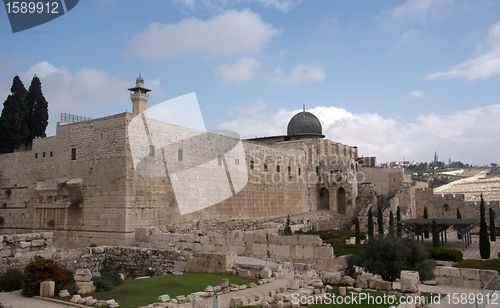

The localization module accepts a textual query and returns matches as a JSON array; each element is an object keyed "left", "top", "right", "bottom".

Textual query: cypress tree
[
  {"left": 284, "top": 214, "right": 292, "bottom": 235},
  {"left": 432, "top": 219, "right": 440, "bottom": 247},
  {"left": 389, "top": 211, "right": 395, "bottom": 236},
  {"left": 377, "top": 206, "right": 384, "bottom": 235},
  {"left": 423, "top": 207, "right": 429, "bottom": 238},
  {"left": 355, "top": 217, "right": 361, "bottom": 244},
  {"left": 457, "top": 208, "right": 462, "bottom": 239},
  {"left": 26, "top": 76, "right": 48, "bottom": 141},
  {"left": 489, "top": 208, "right": 496, "bottom": 242},
  {"left": 396, "top": 206, "right": 402, "bottom": 237},
  {"left": 479, "top": 195, "right": 490, "bottom": 259},
  {"left": 368, "top": 207, "right": 374, "bottom": 239},
  {"left": 0, "top": 76, "right": 29, "bottom": 153}
]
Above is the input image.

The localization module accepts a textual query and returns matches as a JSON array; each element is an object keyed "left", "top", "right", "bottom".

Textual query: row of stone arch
[{"left": 319, "top": 186, "right": 346, "bottom": 214}]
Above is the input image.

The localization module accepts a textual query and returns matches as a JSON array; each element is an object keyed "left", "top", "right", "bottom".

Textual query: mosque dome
[{"left": 286, "top": 111, "right": 324, "bottom": 137}]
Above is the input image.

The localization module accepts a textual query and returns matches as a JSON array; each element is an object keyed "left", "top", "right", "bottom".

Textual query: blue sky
[{"left": 1, "top": 0, "right": 500, "bottom": 164}]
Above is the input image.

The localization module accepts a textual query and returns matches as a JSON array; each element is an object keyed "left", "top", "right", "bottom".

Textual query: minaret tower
[{"left": 128, "top": 74, "right": 151, "bottom": 115}]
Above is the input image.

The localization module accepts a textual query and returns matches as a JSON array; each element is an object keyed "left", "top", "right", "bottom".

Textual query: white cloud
[
  {"left": 172, "top": 0, "right": 301, "bottom": 12},
  {"left": 219, "top": 103, "right": 500, "bottom": 164},
  {"left": 20, "top": 61, "right": 162, "bottom": 135},
  {"left": 255, "top": 0, "right": 301, "bottom": 12},
  {"left": 384, "top": 0, "right": 453, "bottom": 23},
  {"left": 215, "top": 57, "right": 260, "bottom": 82},
  {"left": 410, "top": 90, "right": 425, "bottom": 97},
  {"left": 272, "top": 63, "right": 326, "bottom": 85},
  {"left": 174, "top": 0, "right": 195, "bottom": 10},
  {"left": 427, "top": 21, "right": 500, "bottom": 80},
  {"left": 127, "top": 9, "right": 280, "bottom": 61},
  {"left": 401, "top": 29, "right": 421, "bottom": 43}
]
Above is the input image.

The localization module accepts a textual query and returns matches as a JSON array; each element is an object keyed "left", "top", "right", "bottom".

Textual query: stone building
[{"left": 0, "top": 76, "right": 405, "bottom": 246}]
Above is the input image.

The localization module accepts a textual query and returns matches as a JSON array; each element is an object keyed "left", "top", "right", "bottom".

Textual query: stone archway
[
  {"left": 319, "top": 187, "right": 329, "bottom": 210},
  {"left": 337, "top": 187, "right": 346, "bottom": 214}
]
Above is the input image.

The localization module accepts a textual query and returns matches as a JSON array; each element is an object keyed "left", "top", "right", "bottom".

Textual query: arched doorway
[
  {"left": 337, "top": 187, "right": 346, "bottom": 214},
  {"left": 319, "top": 187, "right": 329, "bottom": 210}
]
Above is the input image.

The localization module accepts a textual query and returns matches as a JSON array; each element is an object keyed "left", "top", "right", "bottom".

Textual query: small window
[
  {"left": 316, "top": 166, "right": 320, "bottom": 175},
  {"left": 218, "top": 155, "right": 222, "bottom": 166},
  {"left": 71, "top": 148, "right": 77, "bottom": 161},
  {"left": 100, "top": 133, "right": 103, "bottom": 140},
  {"left": 235, "top": 158, "right": 239, "bottom": 165},
  {"left": 250, "top": 160, "right": 254, "bottom": 170},
  {"left": 288, "top": 166, "right": 291, "bottom": 175},
  {"left": 149, "top": 145, "right": 155, "bottom": 158},
  {"left": 298, "top": 168, "right": 301, "bottom": 176},
  {"left": 178, "top": 149, "right": 183, "bottom": 161},
  {"left": 264, "top": 162, "right": 268, "bottom": 172},
  {"left": 35, "top": 153, "right": 38, "bottom": 159},
  {"left": 276, "top": 164, "right": 280, "bottom": 173},
  {"left": 42, "top": 152, "right": 46, "bottom": 158},
  {"left": 50, "top": 151, "right": 53, "bottom": 157}
]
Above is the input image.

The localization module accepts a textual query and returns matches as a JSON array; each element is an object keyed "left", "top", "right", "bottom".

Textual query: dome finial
[{"left": 136, "top": 73, "right": 144, "bottom": 84}]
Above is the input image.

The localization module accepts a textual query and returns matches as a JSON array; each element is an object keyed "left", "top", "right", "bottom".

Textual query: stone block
[
  {"left": 74, "top": 269, "right": 92, "bottom": 282},
  {"left": 275, "top": 245, "right": 290, "bottom": 258},
  {"left": 40, "top": 280, "right": 55, "bottom": 297},
  {"left": 76, "top": 281, "right": 96, "bottom": 294},
  {"left": 158, "top": 294, "right": 170, "bottom": 302},
  {"left": 303, "top": 246, "right": 314, "bottom": 259},
  {"left": 355, "top": 276, "right": 368, "bottom": 289},
  {"left": 260, "top": 267, "right": 272, "bottom": 279},
  {"left": 252, "top": 243, "right": 268, "bottom": 256},
  {"left": 31, "top": 239, "right": 45, "bottom": 247},
  {"left": 338, "top": 286, "right": 347, "bottom": 296},
  {"left": 199, "top": 236, "right": 210, "bottom": 244},
  {"left": 294, "top": 245, "right": 304, "bottom": 259},
  {"left": 315, "top": 246, "right": 334, "bottom": 260},
  {"left": 287, "top": 279, "right": 300, "bottom": 290},
  {"left": 0, "top": 248, "right": 13, "bottom": 257},
  {"left": 70, "top": 295, "right": 82, "bottom": 303},
  {"left": 400, "top": 271, "right": 419, "bottom": 293},
  {"left": 460, "top": 268, "right": 480, "bottom": 281},
  {"left": 341, "top": 276, "right": 355, "bottom": 286},
  {"left": 19, "top": 241, "right": 31, "bottom": 248},
  {"left": 368, "top": 278, "right": 392, "bottom": 291},
  {"left": 435, "top": 266, "right": 461, "bottom": 278},
  {"left": 59, "top": 289, "right": 70, "bottom": 297},
  {"left": 298, "top": 235, "right": 322, "bottom": 246}
]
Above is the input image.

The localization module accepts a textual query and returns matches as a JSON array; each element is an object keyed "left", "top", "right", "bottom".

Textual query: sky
[{"left": 1, "top": 0, "right": 500, "bottom": 164}]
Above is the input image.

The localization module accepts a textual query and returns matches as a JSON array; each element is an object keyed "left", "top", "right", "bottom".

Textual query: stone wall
[
  {"left": 54, "top": 246, "right": 192, "bottom": 278},
  {"left": 0, "top": 232, "right": 56, "bottom": 273},
  {"left": 434, "top": 266, "right": 500, "bottom": 290},
  {"left": 415, "top": 189, "right": 500, "bottom": 219},
  {"left": 135, "top": 228, "right": 335, "bottom": 268}
]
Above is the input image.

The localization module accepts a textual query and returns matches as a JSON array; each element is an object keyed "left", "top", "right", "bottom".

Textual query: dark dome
[{"left": 287, "top": 111, "right": 323, "bottom": 137}]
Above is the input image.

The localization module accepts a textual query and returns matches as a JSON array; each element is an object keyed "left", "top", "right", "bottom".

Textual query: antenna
[{"left": 303, "top": 104, "right": 305, "bottom": 111}]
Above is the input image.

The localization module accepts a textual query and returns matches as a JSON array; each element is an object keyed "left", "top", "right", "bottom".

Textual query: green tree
[
  {"left": 348, "top": 236, "right": 434, "bottom": 282},
  {"left": 283, "top": 214, "right": 292, "bottom": 235},
  {"left": 368, "top": 207, "right": 374, "bottom": 239},
  {"left": 389, "top": 211, "right": 395, "bottom": 236},
  {"left": 0, "top": 76, "right": 29, "bottom": 153},
  {"left": 479, "top": 195, "right": 490, "bottom": 259},
  {"left": 432, "top": 219, "right": 440, "bottom": 248},
  {"left": 355, "top": 217, "right": 361, "bottom": 244},
  {"left": 26, "top": 76, "right": 48, "bottom": 141},
  {"left": 489, "top": 208, "right": 496, "bottom": 242},
  {"left": 396, "top": 206, "right": 402, "bottom": 237},
  {"left": 423, "top": 207, "right": 430, "bottom": 238},
  {"left": 377, "top": 206, "right": 384, "bottom": 235},
  {"left": 456, "top": 208, "right": 462, "bottom": 240}
]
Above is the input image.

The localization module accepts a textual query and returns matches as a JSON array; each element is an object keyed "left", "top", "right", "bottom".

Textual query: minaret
[{"left": 128, "top": 74, "right": 151, "bottom": 115}]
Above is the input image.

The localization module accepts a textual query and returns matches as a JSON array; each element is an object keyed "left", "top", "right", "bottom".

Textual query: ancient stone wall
[
  {"left": 0, "top": 232, "right": 56, "bottom": 273},
  {"left": 134, "top": 228, "right": 335, "bottom": 269},
  {"left": 415, "top": 188, "right": 500, "bottom": 219},
  {"left": 360, "top": 167, "right": 406, "bottom": 197},
  {"left": 434, "top": 266, "right": 499, "bottom": 290}
]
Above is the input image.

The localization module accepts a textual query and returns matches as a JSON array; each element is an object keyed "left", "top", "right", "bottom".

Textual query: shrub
[
  {"left": 479, "top": 195, "right": 490, "bottom": 259},
  {"left": 349, "top": 236, "right": 434, "bottom": 282},
  {"left": 428, "top": 247, "right": 463, "bottom": 262},
  {"left": 0, "top": 268, "right": 23, "bottom": 291},
  {"left": 93, "top": 271, "right": 122, "bottom": 292},
  {"left": 22, "top": 256, "right": 74, "bottom": 297}
]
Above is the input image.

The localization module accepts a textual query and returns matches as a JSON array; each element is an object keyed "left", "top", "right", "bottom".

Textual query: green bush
[
  {"left": 0, "top": 268, "right": 23, "bottom": 291},
  {"left": 22, "top": 256, "right": 74, "bottom": 297},
  {"left": 349, "top": 236, "right": 435, "bottom": 282},
  {"left": 427, "top": 247, "right": 463, "bottom": 262},
  {"left": 93, "top": 271, "right": 122, "bottom": 292}
]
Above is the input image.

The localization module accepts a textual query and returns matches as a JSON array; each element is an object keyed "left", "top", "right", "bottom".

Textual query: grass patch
[
  {"left": 455, "top": 259, "right": 500, "bottom": 274},
  {"left": 295, "top": 229, "right": 365, "bottom": 256},
  {"left": 94, "top": 272, "right": 256, "bottom": 308}
]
